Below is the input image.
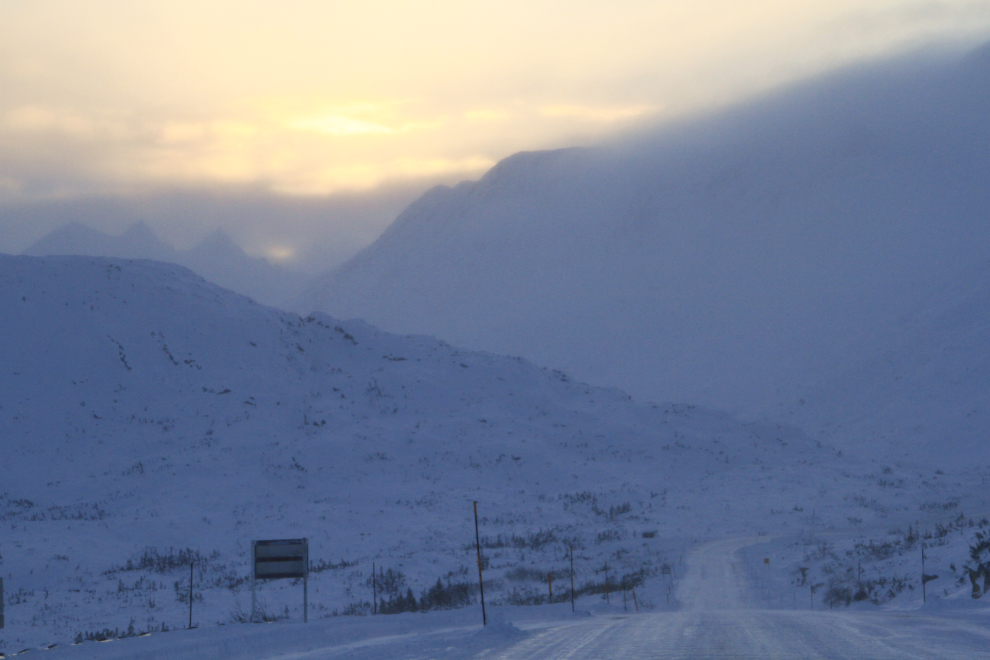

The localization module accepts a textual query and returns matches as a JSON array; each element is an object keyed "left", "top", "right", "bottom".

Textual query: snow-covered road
[
  {"left": 269, "top": 537, "right": 990, "bottom": 660},
  {"left": 473, "top": 609, "right": 990, "bottom": 660}
]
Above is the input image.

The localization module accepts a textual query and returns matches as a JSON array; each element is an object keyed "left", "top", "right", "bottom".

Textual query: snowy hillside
[
  {"left": 2, "top": 255, "right": 982, "bottom": 652},
  {"left": 778, "top": 258, "right": 990, "bottom": 464},
  {"left": 309, "top": 44, "right": 990, "bottom": 420},
  {"left": 24, "top": 222, "right": 311, "bottom": 310}
]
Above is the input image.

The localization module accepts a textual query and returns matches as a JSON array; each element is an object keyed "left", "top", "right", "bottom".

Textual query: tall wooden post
[
  {"left": 188, "top": 562, "right": 194, "bottom": 629},
  {"left": 251, "top": 541, "right": 257, "bottom": 622},
  {"left": 372, "top": 562, "right": 377, "bottom": 614},
  {"left": 548, "top": 573, "right": 553, "bottom": 603},
  {"left": 303, "top": 538, "right": 309, "bottom": 624},
  {"left": 570, "top": 545, "right": 575, "bottom": 612},
  {"left": 604, "top": 563, "right": 610, "bottom": 604},
  {"left": 474, "top": 501, "right": 487, "bottom": 626},
  {"left": 922, "top": 543, "right": 927, "bottom": 603}
]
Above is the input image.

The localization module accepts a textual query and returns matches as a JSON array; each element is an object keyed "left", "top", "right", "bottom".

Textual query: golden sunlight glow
[
  {"left": 463, "top": 109, "right": 510, "bottom": 123},
  {"left": 0, "top": 1, "right": 987, "bottom": 199},
  {"left": 266, "top": 245, "right": 296, "bottom": 262},
  {"left": 287, "top": 115, "right": 393, "bottom": 136}
]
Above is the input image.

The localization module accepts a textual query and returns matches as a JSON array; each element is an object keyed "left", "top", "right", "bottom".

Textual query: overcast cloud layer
[{"left": 1, "top": 1, "right": 988, "bottom": 268}]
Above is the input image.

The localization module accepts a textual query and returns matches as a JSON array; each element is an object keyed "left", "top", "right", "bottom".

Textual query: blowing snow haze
[
  {"left": 311, "top": 44, "right": 990, "bottom": 419},
  {"left": 5, "top": 30, "right": 990, "bottom": 656}
]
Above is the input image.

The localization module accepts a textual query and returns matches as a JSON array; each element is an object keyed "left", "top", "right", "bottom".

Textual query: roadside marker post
[
  {"left": 570, "top": 545, "right": 575, "bottom": 612},
  {"left": 188, "top": 562, "right": 194, "bottom": 629},
  {"left": 921, "top": 543, "right": 939, "bottom": 602},
  {"left": 473, "top": 502, "right": 487, "bottom": 626}
]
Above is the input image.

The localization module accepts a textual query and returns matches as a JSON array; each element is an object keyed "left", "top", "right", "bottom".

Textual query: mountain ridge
[
  {"left": 23, "top": 221, "right": 311, "bottom": 309},
  {"left": 309, "top": 43, "right": 990, "bottom": 429}
]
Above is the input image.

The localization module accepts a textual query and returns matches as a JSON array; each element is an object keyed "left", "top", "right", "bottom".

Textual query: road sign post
[{"left": 251, "top": 538, "right": 309, "bottom": 623}]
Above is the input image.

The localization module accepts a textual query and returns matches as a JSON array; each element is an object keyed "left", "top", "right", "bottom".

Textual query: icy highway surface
[{"left": 266, "top": 538, "right": 990, "bottom": 660}]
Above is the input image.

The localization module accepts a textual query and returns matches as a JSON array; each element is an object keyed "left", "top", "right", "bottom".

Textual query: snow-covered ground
[
  {"left": 31, "top": 536, "right": 990, "bottom": 659},
  {"left": 3, "top": 255, "right": 988, "bottom": 655}
]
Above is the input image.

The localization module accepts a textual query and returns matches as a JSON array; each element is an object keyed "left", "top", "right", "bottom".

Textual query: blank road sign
[{"left": 254, "top": 539, "right": 308, "bottom": 580}]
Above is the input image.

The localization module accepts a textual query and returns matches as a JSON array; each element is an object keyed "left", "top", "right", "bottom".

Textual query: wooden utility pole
[{"left": 474, "top": 501, "right": 487, "bottom": 626}]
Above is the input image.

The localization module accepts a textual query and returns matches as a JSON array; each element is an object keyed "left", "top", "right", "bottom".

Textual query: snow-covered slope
[
  {"left": 24, "top": 222, "right": 311, "bottom": 310},
  {"left": 778, "top": 259, "right": 990, "bottom": 463},
  {"left": 3, "top": 255, "right": 979, "bottom": 651},
  {"left": 309, "top": 44, "right": 990, "bottom": 418}
]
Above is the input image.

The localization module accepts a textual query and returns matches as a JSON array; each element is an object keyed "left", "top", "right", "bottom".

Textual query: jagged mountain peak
[{"left": 23, "top": 221, "right": 311, "bottom": 310}]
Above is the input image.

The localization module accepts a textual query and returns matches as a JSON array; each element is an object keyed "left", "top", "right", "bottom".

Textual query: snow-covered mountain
[
  {"left": 3, "top": 255, "right": 977, "bottom": 651},
  {"left": 308, "top": 44, "right": 990, "bottom": 420},
  {"left": 779, "top": 258, "right": 990, "bottom": 463},
  {"left": 23, "top": 222, "right": 311, "bottom": 310}
]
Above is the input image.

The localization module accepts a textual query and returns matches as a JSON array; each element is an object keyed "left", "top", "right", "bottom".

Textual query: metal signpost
[{"left": 252, "top": 538, "right": 309, "bottom": 623}]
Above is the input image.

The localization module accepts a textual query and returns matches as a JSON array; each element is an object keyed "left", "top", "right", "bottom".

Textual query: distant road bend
[{"left": 271, "top": 538, "right": 990, "bottom": 660}]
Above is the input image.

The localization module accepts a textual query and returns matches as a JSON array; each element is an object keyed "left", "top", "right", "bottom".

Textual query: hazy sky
[{"left": 1, "top": 0, "right": 988, "bottom": 269}]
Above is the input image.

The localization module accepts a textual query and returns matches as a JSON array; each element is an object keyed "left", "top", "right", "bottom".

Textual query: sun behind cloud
[{"left": 0, "top": 1, "right": 987, "bottom": 200}]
